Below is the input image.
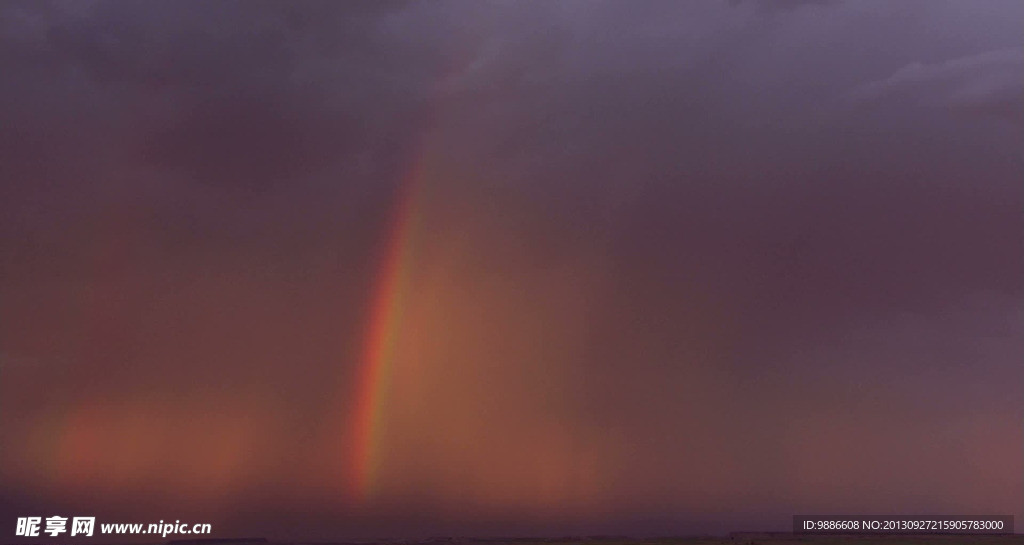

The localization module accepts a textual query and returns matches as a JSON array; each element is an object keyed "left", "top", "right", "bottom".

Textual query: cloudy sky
[{"left": 1, "top": 0, "right": 1021, "bottom": 539}]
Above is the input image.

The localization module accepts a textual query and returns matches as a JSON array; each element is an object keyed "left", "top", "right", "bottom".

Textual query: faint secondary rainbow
[{"left": 349, "top": 156, "right": 425, "bottom": 502}]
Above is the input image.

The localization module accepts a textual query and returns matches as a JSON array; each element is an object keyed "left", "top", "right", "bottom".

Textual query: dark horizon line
[
  {"left": 8, "top": 532, "right": 1021, "bottom": 545},
  {"left": 151, "top": 530, "right": 1022, "bottom": 545}
]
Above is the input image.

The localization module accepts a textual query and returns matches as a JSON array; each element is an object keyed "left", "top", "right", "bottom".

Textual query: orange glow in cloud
[
  {"left": 2, "top": 390, "right": 290, "bottom": 516},
  {"left": 345, "top": 173, "right": 623, "bottom": 515}
]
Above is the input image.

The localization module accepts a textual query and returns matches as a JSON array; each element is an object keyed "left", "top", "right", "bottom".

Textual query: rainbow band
[
  {"left": 346, "top": 34, "right": 484, "bottom": 501},
  {"left": 349, "top": 163, "right": 423, "bottom": 501}
]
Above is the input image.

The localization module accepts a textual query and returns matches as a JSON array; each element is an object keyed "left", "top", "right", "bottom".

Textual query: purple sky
[{"left": 1, "top": 0, "right": 1021, "bottom": 540}]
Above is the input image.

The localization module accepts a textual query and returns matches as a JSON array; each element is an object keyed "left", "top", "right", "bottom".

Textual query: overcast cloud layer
[{"left": 1, "top": 0, "right": 1022, "bottom": 539}]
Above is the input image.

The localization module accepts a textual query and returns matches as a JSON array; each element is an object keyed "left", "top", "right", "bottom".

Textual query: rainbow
[
  {"left": 348, "top": 156, "right": 425, "bottom": 502},
  {"left": 345, "top": 35, "right": 483, "bottom": 503}
]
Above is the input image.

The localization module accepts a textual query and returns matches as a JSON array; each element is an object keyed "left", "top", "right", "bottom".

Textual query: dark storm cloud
[
  {"left": 0, "top": 0, "right": 445, "bottom": 248},
  {"left": 1, "top": 0, "right": 1022, "bottom": 539},
  {"left": 429, "top": 1, "right": 1021, "bottom": 318}
]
